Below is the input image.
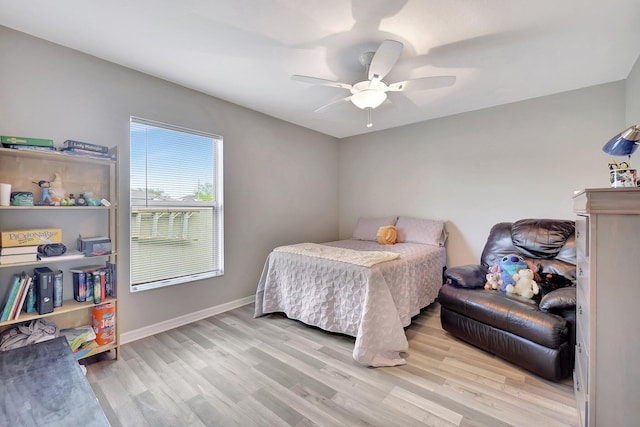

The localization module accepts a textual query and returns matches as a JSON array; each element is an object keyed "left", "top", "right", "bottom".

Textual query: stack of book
[
  {"left": 1, "top": 136, "right": 55, "bottom": 152},
  {"left": 59, "top": 325, "right": 98, "bottom": 359},
  {"left": 71, "top": 261, "right": 116, "bottom": 304},
  {"left": 58, "top": 140, "right": 115, "bottom": 160},
  {"left": 0, "top": 272, "right": 32, "bottom": 322},
  {"left": 0, "top": 245, "right": 38, "bottom": 265}
]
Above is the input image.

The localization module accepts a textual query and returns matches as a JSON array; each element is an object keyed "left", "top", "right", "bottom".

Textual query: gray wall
[
  {"left": 0, "top": 27, "right": 340, "bottom": 334},
  {"left": 627, "top": 56, "right": 640, "bottom": 125},
  {"left": 338, "top": 81, "right": 626, "bottom": 266},
  {"left": 2, "top": 24, "right": 637, "bottom": 337}
]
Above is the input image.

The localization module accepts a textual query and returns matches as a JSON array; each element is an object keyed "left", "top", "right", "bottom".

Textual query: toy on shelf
[
  {"left": 49, "top": 173, "right": 66, "bottom": 205},
  {"left": 33, "top": 180, "right": 54, "bottom": 205}
]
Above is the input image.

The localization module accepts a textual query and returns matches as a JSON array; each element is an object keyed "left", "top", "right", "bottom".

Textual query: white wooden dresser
[{"left": 572, "top": 188, "right": 640, "bottom": 427}]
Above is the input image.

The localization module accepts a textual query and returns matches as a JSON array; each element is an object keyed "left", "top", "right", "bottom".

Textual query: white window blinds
[{"left": 129, "top": 117, "right": 223, "bottom": 292}]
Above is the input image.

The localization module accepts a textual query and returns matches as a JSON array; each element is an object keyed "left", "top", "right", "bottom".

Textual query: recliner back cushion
[
  {"left": 511, "top": 219, "right": 575, "bottom": 259},
  {"left": 480, "top": 219, "right": 576, "bottom": 283}
]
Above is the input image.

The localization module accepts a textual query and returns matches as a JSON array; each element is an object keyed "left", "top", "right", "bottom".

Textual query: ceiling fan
[{"left": 292, "top": 39, "right": 456, "bottom": 128}]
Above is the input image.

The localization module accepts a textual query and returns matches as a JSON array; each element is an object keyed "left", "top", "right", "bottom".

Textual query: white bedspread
[
  {"left": 273, "top": 242, "right": 400, "bottom": 267},
  {"left": 254, "top": 239, "right": 446, "bottom": 367}
]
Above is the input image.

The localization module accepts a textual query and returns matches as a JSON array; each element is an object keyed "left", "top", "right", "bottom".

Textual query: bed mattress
[{"left": 254, "top": 239, "right": 446, "bottom": 366}]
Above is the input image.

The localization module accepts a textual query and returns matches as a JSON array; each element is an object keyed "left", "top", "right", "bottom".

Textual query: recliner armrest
[
  {"left": 539, "top": 287, "right": 576, "bottom": 312},
  {"left": 444, "top": 264, "right": 488, "bottom": 289}
]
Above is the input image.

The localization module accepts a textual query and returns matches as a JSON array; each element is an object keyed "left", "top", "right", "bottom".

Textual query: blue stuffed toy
[{"left": 495, "top": 254, "right": 529, "bottom": 292}]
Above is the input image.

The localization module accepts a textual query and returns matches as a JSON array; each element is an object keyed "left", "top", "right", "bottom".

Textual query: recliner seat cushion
[{"left": 438, "top": 284, "right": 568, "bottom": 349}]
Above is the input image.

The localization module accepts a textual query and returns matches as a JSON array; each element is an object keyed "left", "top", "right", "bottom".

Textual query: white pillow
[
  {"left": 352, "top": 216, "right": 398, "bottom": 241},
  {"left": 395, "top": 216, "right": 446, "bottom": 246}
]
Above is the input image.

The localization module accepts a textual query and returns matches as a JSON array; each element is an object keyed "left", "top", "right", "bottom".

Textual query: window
[{"left": 129, "top": 117, "right": 223, "bottom": 292}]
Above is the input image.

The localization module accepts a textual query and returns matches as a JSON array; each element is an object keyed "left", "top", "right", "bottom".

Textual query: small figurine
[
  {"left": 76, "top": 193, "right": 87, "bottom": 206},
  {"left": 33, "top": 180, "right": 54, "bottom": 205},
  {"left": 49, "top": 172, "right": 66, "bottom": 204}
]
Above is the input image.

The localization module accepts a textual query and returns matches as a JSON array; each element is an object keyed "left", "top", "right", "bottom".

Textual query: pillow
[
  {"left": 539, "top": 287, "right": 576, "bottom": 312},
  {"left": 444, "top": 265, "right": 488, "bottom": 289},
  {"left": 395, "top": 216, "right": 446, "bottom": 246},
  {"left": 352, "top": 216, "right": 398, "bottom": 241},
  {"left": 376, "top": 225, "right": 397, "bottom": 245}
]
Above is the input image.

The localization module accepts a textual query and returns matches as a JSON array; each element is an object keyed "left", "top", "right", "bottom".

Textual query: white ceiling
[{"left": 1, "top": 1, "right": 639, "bottom": 138}]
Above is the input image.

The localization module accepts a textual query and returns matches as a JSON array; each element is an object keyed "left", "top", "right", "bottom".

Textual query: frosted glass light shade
[{"left": 351, "top": 90, "right": 387, "bottom": 110}]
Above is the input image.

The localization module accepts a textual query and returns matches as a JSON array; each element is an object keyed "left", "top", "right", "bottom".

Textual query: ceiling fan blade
[
  {"left": 368, "top": 39, "right": 403, "bottom": 82},
  {"left": 314, "top": 96, "right": 352, "bottom": 113},
  {"left": 291, "top": 75, "right": 352, "bottom": 90},
  {"left": 387, "top": 76, "right": 456, "bottom": 92}
]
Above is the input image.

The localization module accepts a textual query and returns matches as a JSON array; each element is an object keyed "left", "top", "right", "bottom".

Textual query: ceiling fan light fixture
[{"left": 350, "top": 89, "right": 387, "bottom": 110}]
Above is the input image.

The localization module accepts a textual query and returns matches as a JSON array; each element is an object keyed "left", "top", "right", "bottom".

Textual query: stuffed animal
[
  {"left": 534, "top": 272, "right": 574, "bottom": 302},
  {"left": 484, "top": 271, "right": 503, "bottom": 290},
  {"left": 506, "top": 268, "right": 539, "bottom": 299},
  {"left": 495, "top": 254, "right": 529, "bottom": 292},
  {"left": 376, "top": 225, "right": 397, "bottom": 245}
]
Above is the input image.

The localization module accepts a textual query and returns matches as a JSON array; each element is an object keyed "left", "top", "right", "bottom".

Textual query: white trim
[{"left": 120, "top": 295, "right": 255, "bottom": 345}]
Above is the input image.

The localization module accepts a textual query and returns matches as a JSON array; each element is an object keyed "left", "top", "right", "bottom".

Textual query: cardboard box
[
  {"left": 77, "top": 236, "right": 112, "bottom": 256},
  {"left": 0, "top": 228, "right": 62, "bottom": 247}
]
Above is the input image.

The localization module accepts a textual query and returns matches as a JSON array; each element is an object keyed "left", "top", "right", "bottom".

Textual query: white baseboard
[{"left": 120, "top": 295, "right": 255, "bottom": 345}]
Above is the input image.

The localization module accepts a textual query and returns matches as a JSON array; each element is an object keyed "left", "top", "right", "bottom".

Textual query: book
[
  {"left": 105, "top": 261, "right": 116, "bottom": 297},
  {"left": 73, "top": 272, "right": 85, "bottom": 302},
  {"left": 0, "top": 245, "right": 39, "bottom": 256},
  {"left": 1, "top": 274, "right": 21, "bottom": 322},
  {"left": 59, "top": 325, "right": 96, "bottom": 352},
  {"left": 58, "top": 149, "right": 116, "bottom": 161},
  {"left": 24, "top": 276, "right": 36, "bottom": 313},
  {"left": 61, "top": 148, "right": 107, "bottom": 155},
  {"left": 53, "top": 270, "right": 63, "bottom": 308},
  {"left": 9, "top": 273, "right": 31, "bottom": 321},
  {"left": 0, "top": 253, "right": 38, "bottom": 265},
  {"left": 62, "top": 139, "right": 109, "bottom": 154},
  {"left": 1, "top": 135, "right": 54, "bottom": 147},
  {"left": 3, "top": 144, "right": 56, "bottom": 152}
]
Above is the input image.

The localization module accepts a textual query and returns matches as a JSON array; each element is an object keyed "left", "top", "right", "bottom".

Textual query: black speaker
[{"left": 34, "top": 267, "right": 54, "bottom": 315}]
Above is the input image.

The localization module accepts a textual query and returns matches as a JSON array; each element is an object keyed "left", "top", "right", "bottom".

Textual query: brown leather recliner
[{"left": 438, "top": 219, "right": 577, "bottom": 381}]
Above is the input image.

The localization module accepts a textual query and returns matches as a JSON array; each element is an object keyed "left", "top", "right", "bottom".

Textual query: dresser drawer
[
  {"left": 576, "top": 283, "right": 590, "bottom": 346},
  {"left": 575, "top": 215, "right": 589, "bottom": 257},
  {"left": 574, "top": 346, "right": 588, "bottom": 427}
]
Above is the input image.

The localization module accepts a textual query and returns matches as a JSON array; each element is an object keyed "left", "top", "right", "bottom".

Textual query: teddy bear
[
  {"left": 506, "top": 268, "right": 539, "bottom": 299},
  {"left": 492, "top": 254, "right": 540, "bottom": 292},
  {"left": 376, "top": 225, "right": 397, "bottom": 245},
  {"left": 484, "top": 271, "right": 503, "bottom": 290}
]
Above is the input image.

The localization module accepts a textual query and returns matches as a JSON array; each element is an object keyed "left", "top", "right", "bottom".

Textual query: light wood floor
[{"left": 85, "top": 302, "right": 578, "bottom": 427}]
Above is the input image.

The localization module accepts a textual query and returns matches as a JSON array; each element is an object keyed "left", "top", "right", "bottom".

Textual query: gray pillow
[
  {"left": 395, "top": 216, "right": 446, "bottom": 246},
  {"left": 352, "top": 216, "right": 398, "bottom": 241}
]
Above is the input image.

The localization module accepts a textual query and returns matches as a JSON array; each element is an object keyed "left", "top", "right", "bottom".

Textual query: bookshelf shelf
[
  {"left": 0, "top": 145, "right": 119, "bottom": 359},
  {"left": 0, "top": 251, "right": 117, "bottom": 269},
  {"left": 0, "top": 297, "right": 117, "bottom": 327}
]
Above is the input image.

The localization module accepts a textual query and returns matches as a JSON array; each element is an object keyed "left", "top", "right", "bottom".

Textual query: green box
[{"left": 1, "top": 136, "right": 54, "bottom": 147}]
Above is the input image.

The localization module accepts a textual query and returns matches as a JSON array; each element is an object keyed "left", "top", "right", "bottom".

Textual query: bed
[{"left": 254, "top": 216, "right": 447, "bottom": 367}]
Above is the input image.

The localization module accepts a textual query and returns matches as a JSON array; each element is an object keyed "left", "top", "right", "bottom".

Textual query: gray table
[{"left": 0, "top": 336, "right": 110, "bottom": 426}]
